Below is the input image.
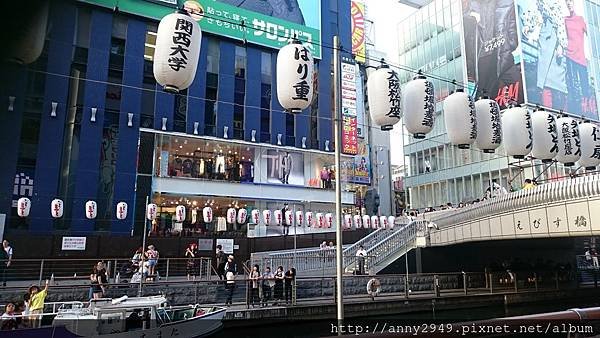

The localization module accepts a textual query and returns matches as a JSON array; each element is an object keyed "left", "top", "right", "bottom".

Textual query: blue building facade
[{"left": 0, "top": 0, "right": 356, "bottom": 236}]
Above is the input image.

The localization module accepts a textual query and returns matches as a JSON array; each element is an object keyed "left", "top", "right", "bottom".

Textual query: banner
[
  {"left": 80, "top": 0, "right": 322, "bottom": 58},
  {"left": 516, "top": 0, "right": 598, "bottom": 120},
  {"left": 462, "top": 0, "right": 524, "bottom": 108},
  {"left": 342, "top": 60, "right": 359, "bottom": 155},
  {"left": 351, "top": 1, "right": 366, "bottom": 63},
  {"left": 349, "top": 141, "right": 371, "bottom": 185}
]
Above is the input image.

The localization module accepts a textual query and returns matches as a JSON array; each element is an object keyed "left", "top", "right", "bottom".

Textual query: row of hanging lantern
[{"left": 17, "top": 199, "right": 129, "bottom": 219}]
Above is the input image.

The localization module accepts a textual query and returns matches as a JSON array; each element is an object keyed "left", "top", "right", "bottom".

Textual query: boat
[{"left": 1, "top": 295, "right": 226, "bottom": 338}]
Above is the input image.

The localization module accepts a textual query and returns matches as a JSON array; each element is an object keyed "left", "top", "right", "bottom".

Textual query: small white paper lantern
[
  {"left": 305, "top": 211, "right": 314, "bottom": 227},
  {"left": 295, "top": 210, "right": 304, "bottom": 227},
  {"left": 276, "top": 41, "right": 314, "bottom": 113},
  {"left": 51, "top": 199, "right": 64, "bottom": 218},
  {"left": 403, "top": 74, "right": 434, "bottom": 138},
  {"left": 367, "top": 65, "right": 401, "bottom": 130},
  {"left": 191, "top": 208, "right": 197, "bottom": 224},
  {"left": 344, "top": 214, "right": 353, "bottom": 229},
  {"left": 237, "top": 208, "right": 248, "bottom": 224},
  {"left": 153, "top": 11, "right": 202, "bottom": 93},
  {"left": 443, "top": 89, "right": 477, "bottom": 148},
  {"left": 251, "top": 209, "right": 260, "bottom": 224},
  {"left": 285, "top": 210, "right": 294, "bottom": 226},
  {"left": 146, "top": 203, "right": 157, "bottom": 221},
  {"left": 354, "top": 215, "right": 363, "bottom": 229},
  {"left": 85, "top": 200, "right": 97, "bottom": 220},
  {"left": 502, "top": 106, "right": 532, "bottom": 159},
  {"left": 203, "top": 206, "right": 213, "bottom": 223},
  {"left": 556, "top": 116, "right": 581, "bottom": 166},
  {"left": 116, "top": 202, "right": 128, "bottom": 220},
  {"left": 16, "top": 197, "right": 30, "bottom": 217},
  {"left": 273, "top": 210, "right": 283, "bottom": 226},
  {"left": 316, "top": 213, "right": 325, "bottom": 228},
  {"left": 226, "top": 208, "right": 237, "bottom": 224},
  {"left": 174, "top": 205, "right": 186, "bottom": 222},
  {"left": 325, "top": 213, "right": 334, "bottom": 228},
  {"left": 388, "top": 216, "right": 396, "bottom": 230},
  {"left": 262, "top": 209, "right": 272, "bottom": 226},
  {"left": 577, "top": 122, "right": 600, "bottom": 170},
  {"left": 362, "top": 215, "right": 371, "bottom": 229},
  {"left": 531, "top": 110, "right": 558, "bottom": 163},
  {"left": 474, "top": 97, "right": 502, "bottom": 153},
  {"left": 371, "top": 215, "right": 380, "bottom": 229},
  {"left": 380, "top": 215, "right": 388, "bottom": 229}
]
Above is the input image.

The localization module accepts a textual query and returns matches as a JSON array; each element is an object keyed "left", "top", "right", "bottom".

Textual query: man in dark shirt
[{"left": 284, "top": 267, "right": 296, "bottom": 305}]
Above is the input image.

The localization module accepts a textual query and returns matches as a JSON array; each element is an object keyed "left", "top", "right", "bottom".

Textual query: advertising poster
[
  {"left": 462, "top": 0, "right": 524, "bottom": 108},
  {"left": 342, "top": 60, "right": 359, "bottom": 155},
  {"left": 80, "top": 0, "right": 322, "bottom": 58},
  {"left": 351, "top": 1, "right": 366, "bottom": 63},
  {"left": 516, "top": 0, "right": 599, "bottom": 120},
  {"left": 264, "top": 149, "right": 304, "bottom": 185},
  {"left": 349, "top": 141, "right": 371, "bottom": 185}
]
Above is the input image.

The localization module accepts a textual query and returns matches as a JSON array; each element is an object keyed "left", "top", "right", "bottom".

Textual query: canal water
[{"left": 214, "top": 298, "right": 600, "bottom": 338}]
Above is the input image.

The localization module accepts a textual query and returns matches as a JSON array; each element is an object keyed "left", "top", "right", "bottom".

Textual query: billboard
[
  {"left": 462, "top": 0, "right": 524, "bottom": 107},
  {"left": 80, "top": 0, "right": 322, "bottom": 58},
  {"left": 342, "top": 60, "right": 359, "bottom": 155},
  {"left": 351, "top": 1, "right": 366, "bottom": 63},
  {"left": 516, "top": 0, "right": 598, "bottom": 120},
  {"left": 348, "top": 140, "right": 371, "bottom": 185},
  {"left": 264, "top": 149, "right": 304, "bottom": 185}
]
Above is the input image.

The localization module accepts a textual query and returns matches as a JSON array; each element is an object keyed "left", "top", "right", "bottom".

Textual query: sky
[{"left": 364, "top": 0, "right": 417, "bottom": 167}]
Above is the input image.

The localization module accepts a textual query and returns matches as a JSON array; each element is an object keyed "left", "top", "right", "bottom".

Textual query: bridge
[{"left": 251, "top": 174, "right": 600, "bottom": 275}]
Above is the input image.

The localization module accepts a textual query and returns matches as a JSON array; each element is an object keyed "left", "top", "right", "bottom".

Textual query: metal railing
[{"left": 430, "top": 175, "right": 600, "bottom": 228}]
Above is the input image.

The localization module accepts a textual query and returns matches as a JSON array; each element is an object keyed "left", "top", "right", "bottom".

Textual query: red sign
[{"left": 342, "top": 116, "right": 358, "bottom": 155}]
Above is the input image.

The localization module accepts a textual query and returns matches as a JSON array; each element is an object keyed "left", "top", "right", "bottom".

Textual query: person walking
[
  {"left": 273, "top": 266, "right": 284, "bottom": 306},
  {"left": 28, "top": 280, "right": 49, "bottom": 328},
  {"left": 185, "top": 243, "right": 199, "bottom": 280},
  {"left": 356, "top": 245, "right": 367, "bottom": 275},
  {"left": 284, "top": 267, "right": 296, "bottom": 305},
  {"left": 2, "top": 240, "right": 13, "bottom": 287},
  {"left": 261, "top": 266, "right": 274, "bottom": 307},
  {"left": 145, "top": 245, "right": 159, "bottom": 277},
  {"left": 224, "top": 255, "right": 237, "bottom": 306},
  {"left": 215, "top": 245, "right": 226, "bottom": 280},
  {"left": 249, "top": 264, "right": 260, "bottom": 307}
]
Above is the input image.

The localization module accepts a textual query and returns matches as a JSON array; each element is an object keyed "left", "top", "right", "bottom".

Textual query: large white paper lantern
[
  {"left": 403, "top": 74, "right": 434, "bottom": 138},
  {"left": 273, "top": 210, "right": 283, "bottom": 226},
  {"left": 371, "top": 215, "right": 380, "bottom": 229},
  {"left": 191, "top": 208, "right": 197, "bottom": 224},
  {"left": 251, "top": 209, "right": 260, "bottom": 224},
  {"left": 146, "top": 203, "right": 157, "bottom": 221},
  {"left": 556, "top": 117, "right": 581, "bottom": 166},
  {"left": 51, "top": 199, "right": 63, "bottom": 218},
  {"left": 7, "top": 1, "right": 48, "bottom": 65},
  {"left": 577, "top": 122, "right": 600, "bottom": 170},
  {"left": 226, "top": 208, "right": 237, "bottom": 224},
  {"left": 174, "top": 205, "right": 186, "bottom": 222},
  {"left": 116, "top": 202, "right": 128, "bottom": 220},
  {"left": 388, "top": 216, "right": 396, "bottom": 230},
  {"left": 367, "top": 65, "right": 401, "bottom": 130},
  {"left": 502, "top": 106, "right": 532, "bottom": 159},
  {"left": 443, "top": 89, "right": 477, "bottom": 148},
  {"left": 285, "top": 210, "right": 294, "bottom": 226},
  {"left": 16, "top": 197, "right": 30, "bottom": 217},
  {"left": 380, "top": 215, "right": 389, "bottom": 229},
  {"left": 276, "top": 41, "right": 314, "bottom": 113},
  {"left": 531, "top": 110, "right": 558, "bottom": 163},
  {"left": 85, "top": 200, "right": 97, "bottom": 220},
  {"left": 316, "top": 213, "right": 325, "bottom": 228},
  {"left": 474, "top": 97, "right": 502, "bottom": 153},
  {"left": 305, "top": 212, "right": 314, "bottom": 227},
  {"left": 354, "top": 215, "right": 363, "bottom": 229},
  {"left": 295, "top": 210, "right": 304, "bottom": 226},
  {"left": 344, "top": 214, "right": 353, "bottom": 229},
  {"left": 153, "top": 11, "right": 201, "bottom": 93},
  {"left": 262, "top": 209, "right": 272, "bottom": 226},
  {"left": 325, "top": 213, "right": 334, "bottom": 228},
  {"left": 203, "top": 206, "right": 213, "bottom": 223},
  {"left": 362, "top": 215, "right": 371, "bottom": 229},
  {"left": 237, "top": 208, "right": 248, "bottom": 224}
]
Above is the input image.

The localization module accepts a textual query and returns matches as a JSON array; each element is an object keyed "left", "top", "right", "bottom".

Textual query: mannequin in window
[
  {"left": 240, "top": 159, "right": 254, "bottom": 183},
  {"left": 205, "top": 158, "right": 213, "bottom": 179},
  {"left": 182, "top": 157, "right": 193, "bottom": 177},
  {"left": 215, "top": 154, "right": 226, "bottom": 179},
  {"left": 320, "top": 167, "right": 328, "bottom": 188},
  {"left": 281, "top": 152, "right": 293, "bottom": 184}
]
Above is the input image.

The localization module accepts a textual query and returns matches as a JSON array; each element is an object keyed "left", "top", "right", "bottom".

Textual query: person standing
[
  {"left": 249, "top": 265, "right": 260, "bottom": 308},
  {"left": 2, "top": 240, "right": 13, "bottom": 287},
  {"left": 1, "top": 302, "right": 17, "bottom": 330},
  {"left": 28, "top": 280, "right": 49, "bottom": 328},
  {"left": 185, "top": 243, "right": 199, "bottom": 280},
  {"left": 284, "top": 267, "right": 296, "bottom": 305},
  {"left": 261, "top": 266, "right": 274, "bottom": 307},
  {"left": 145, "top": 245, "right": 159, "bottom": 277},
  {"left": 585, "top": 249, "right": 593, "bottom": 266},
  {"left": 564, "top": 0, "right": 592, "bottom": 115},
  {"left": 90, "top": 264, "right": 104, "bottom": 300},
  {"left": 522, "top": 179, "right": 536, "bottom": 190},
  {"left": 215, "top": 245, "right": 226, "bottom": 280},
  {"left": 282, "top": 204, "right": 290, "bottom": 236},
  {"left": 280, "top": 152, "right": 293, "bottom": 184},
  {"left": 273, "top": 266, "right": 285, "bottom": 306},
  {"left": 356, "top": 245, "right": 367, "bottom": 275},
  {"left": 224, "top": 255, "right": 237, "bottom": 306},
  {"left": 593, "top": 249, "right": 599, "bottom": 269}
]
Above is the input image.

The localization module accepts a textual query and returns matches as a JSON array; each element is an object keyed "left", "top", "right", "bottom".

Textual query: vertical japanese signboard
[
  {"left": 342, "top": 59, "right": 358, "bottom": 155},
  {"left": 351, "top": 1, "right": 366, "bottom": 63}
]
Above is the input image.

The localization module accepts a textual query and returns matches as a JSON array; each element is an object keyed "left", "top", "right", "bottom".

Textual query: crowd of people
[{"left": 1, "top": 280, "right": 49, "bottom": 330}]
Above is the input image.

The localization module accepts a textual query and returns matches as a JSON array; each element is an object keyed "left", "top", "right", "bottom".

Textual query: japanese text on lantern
[
  {"left": 292, "top": 46, "right": 310, "bottom": 102},
  {"left": 387, "top": 71, "right": 401, "bottom": 119},
  {"left": 168, "top": 18, "right": 193, "bottom": 71}
]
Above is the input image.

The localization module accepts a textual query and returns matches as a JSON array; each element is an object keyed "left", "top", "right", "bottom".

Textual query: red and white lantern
[
  {"left": 226, "top": 208, "right": 237, "bottom": 224},
  {"left": 380, "top": 215, "right": 388, "bottom": 229},
  {"left": 251, "top": 209, "right": 260, "bottom": 224},
  {"left": 273, "top": 210, "right": 283, "bottom": 226},
  {"left": 316, "top": 213, "right": 325, "bottom": 228},
  {"left": 285, "top": 210, "right": 294, "bottom": 226},
  {"left": 371, "top": 215, "right": 380, "bottom": 229},
  {"left": 16, "top": 197, "right": 30, "bottom": 217},
  {"left": 325, "top": 213, "right": 334, "bottom": 228},
  {"left": 305, "top": 211, "right": 314, "bottom": 227},
  {"left": 262, "top": 209, "right": 272, "bottom": 226},
  {"left": 388, "top": 216, "right": 396, "bottom": 230},
  {"left": 175, "top": 205, "right": 186, "bottom": 222},
  {"left": 203, "top": 206, "right": 213, "bottom": 223},
  {"left": 146, "top": 203, "right": 157, "bottom": 221},
  {"left": 237, "top": 208, "right": 248, "bottom": 224},
  {"left": 362, "top": 215, "right": 371, "bottom": 229},
  {"left": 344, "top": 214, "right": 353, "bottom": 229},
  {"left": 85, "top": 200, "right": 97, "bottom": 220},
  {"left": 354, "top": 215, "right": 362, "bottom": 229},
  {"left": 51, "top": 199, "right": 63, "bottom": 218},
  {"left": 295, "top": 210, "right": 304, "bottom": 226},
  {"left": 116, "top": 201, "right": 128, "bottom": 220}
]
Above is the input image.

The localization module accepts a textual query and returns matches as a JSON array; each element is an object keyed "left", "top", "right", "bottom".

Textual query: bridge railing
[{"left": 431, "top": 175, "right": 600, "bottom": 228}]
